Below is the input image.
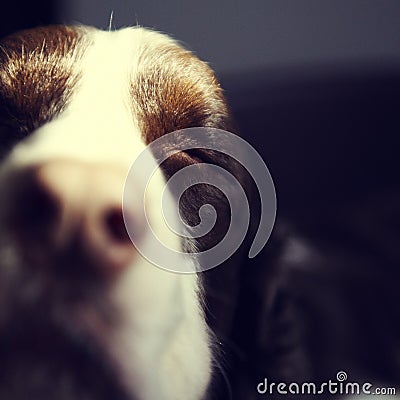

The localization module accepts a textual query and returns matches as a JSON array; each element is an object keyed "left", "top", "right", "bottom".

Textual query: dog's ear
[
  {"left": 130, "top": 37, "right": 253, "bottom": 347},
  {"left": 0, "top": 26, "right": 87, "bottom": 137},
  {"left": 130, "top": 35, "right": 246, "bottom": 253}
]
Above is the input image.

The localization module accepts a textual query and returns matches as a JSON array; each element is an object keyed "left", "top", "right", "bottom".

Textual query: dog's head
[{"left": 0, "top": 25, "right": 234, "bottom": 400}]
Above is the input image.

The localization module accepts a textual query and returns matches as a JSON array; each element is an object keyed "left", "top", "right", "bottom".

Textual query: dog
[
  {"left": 0, "top": 24, "right": 241, "bottom": 400},
  {"left": 2, "top": 23, "right": 400, "bottom": 400}
]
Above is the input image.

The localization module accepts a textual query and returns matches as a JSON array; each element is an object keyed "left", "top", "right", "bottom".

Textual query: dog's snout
[{"left": 2, "top": 160, "right": 136, "bottom": 275}]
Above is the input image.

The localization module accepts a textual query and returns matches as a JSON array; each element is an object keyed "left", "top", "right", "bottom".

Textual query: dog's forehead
[{"left": 0, "top": 25, "right": 229, "bottom": 149}]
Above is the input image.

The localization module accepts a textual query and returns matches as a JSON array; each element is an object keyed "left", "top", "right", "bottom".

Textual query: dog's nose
[{"left": 3, "top": 160, "right": 137, "bottom": 276}]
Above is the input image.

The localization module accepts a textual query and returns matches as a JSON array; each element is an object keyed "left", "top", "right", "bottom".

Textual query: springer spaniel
[
  {"left": 0, "top": 25, "right": 243, "bottom": 400},
  {"left": 1, "top": 23, "right": 400, "bottom": 400}
]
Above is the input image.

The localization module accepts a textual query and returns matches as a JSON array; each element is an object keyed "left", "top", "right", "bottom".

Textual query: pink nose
[{"left": 3, "top": 160, "right": 136, "bottom": 277}]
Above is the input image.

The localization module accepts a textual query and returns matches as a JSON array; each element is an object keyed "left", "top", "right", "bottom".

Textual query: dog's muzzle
[{"left": 0, "top": 160, "right": 138, "bottom": 278}]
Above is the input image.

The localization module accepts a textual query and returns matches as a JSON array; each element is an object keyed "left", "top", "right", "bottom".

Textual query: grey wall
[{"left": 57, "top": 0, "right": 400, "bottom": 74}]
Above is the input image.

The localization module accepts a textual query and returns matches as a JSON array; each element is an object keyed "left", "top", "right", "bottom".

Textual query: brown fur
[
  {"left": 0, "top": 26, "right": 90, "bottom": 134},
  {"left": 130, "top": 42, "right": 231, "bottom": 145}
]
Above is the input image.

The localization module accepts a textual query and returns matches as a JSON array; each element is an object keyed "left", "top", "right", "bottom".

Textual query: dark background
[{"left": 1, "top": 1, "right": 400, "bottom": 398}]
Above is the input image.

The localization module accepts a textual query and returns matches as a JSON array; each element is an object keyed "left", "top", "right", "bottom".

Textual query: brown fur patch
[
  {"left": 0, "top": 25, "right": 91, "bottom": 135},
  {"left": 130, "top": 40, "right": 232, "bottom": 145}
]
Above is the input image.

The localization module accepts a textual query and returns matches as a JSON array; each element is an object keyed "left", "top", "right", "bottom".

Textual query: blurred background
[{"left": 1, "top": 1, "right": 400, "bottom": 398}]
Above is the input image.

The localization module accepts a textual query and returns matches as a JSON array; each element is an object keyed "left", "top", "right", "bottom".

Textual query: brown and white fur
[{"left": 0, "top": 25, "right": 235, "bottom": 400}]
